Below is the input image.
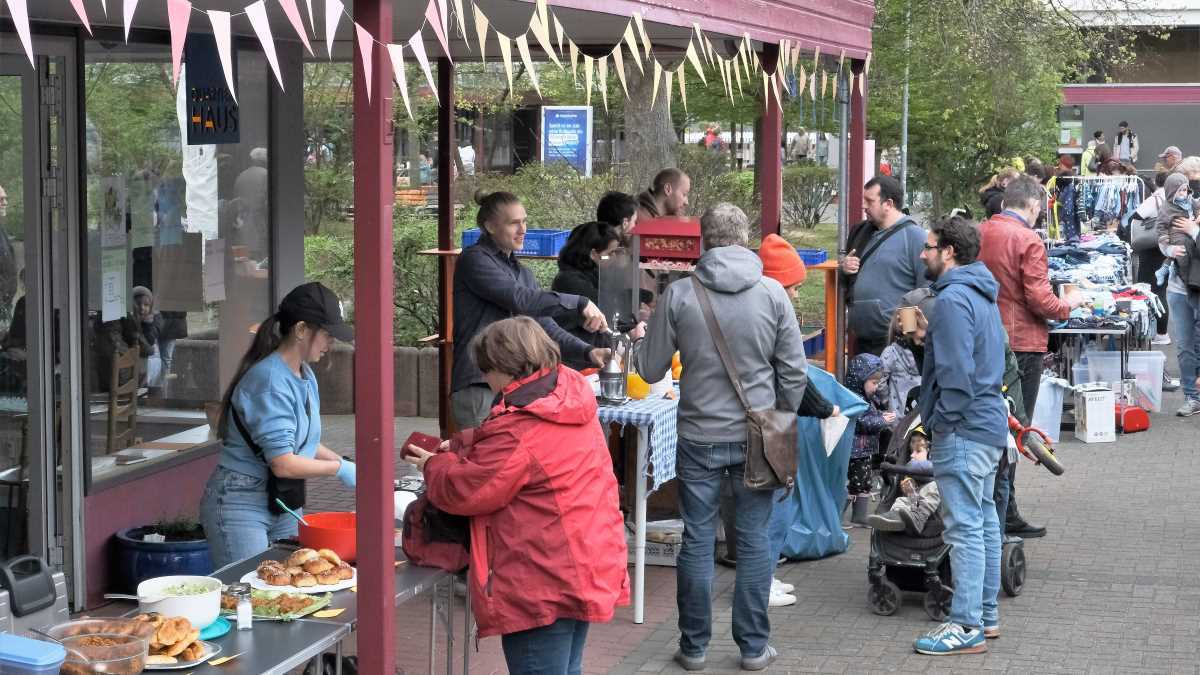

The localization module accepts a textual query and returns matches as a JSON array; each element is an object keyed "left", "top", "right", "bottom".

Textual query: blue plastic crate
[
  {"left": 461, "top": 228, "right": 571, "bottom": 257},
  {"left": 796, "top": 248, "right": 828, "bottom": 266}
]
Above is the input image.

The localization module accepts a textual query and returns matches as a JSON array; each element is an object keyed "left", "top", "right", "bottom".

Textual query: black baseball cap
[{"left": 278, "top": 282, "right": 354, "bottom": 342}]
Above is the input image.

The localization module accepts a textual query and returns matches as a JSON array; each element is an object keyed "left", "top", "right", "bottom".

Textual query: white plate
[
  {"left": 145, "top": 640, "right": 221, "bottom": 670},
  {"left": 241, "top": 568, "right": 357, "bottom": 594}
]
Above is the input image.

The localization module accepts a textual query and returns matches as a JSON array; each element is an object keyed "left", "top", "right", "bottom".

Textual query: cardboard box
[
  {"left": 1074, "top": 384, "right": 1115, "bottom": 443},
  {"left": 627, "top": 519, "right": 684, "bottom": 567}
]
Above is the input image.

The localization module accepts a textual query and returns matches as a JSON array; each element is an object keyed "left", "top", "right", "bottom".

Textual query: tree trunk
[{"left": 622, "top": 65, "right": 676, "bottom": 194}]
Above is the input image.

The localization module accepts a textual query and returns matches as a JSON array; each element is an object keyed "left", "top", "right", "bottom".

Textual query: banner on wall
[
  {"left": 183, "top": 33, "right": 240, "bottom": 145},
  {"left": 540, "top": 105, "right": 592, "bottom": 177}
]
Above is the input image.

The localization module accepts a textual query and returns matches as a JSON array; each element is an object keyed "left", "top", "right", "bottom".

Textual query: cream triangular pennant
[
  {"left": 691, "top": 23, "right": 710, "bottom": 66},
  {"left": 354, "top": 21, "right": 373, "bottom": 102},
  {"left": 597, "top": 54, "right": 608, "bottom": 112},
  {"left": 435, "top": 0, "right": 449, "bottom": 38},
  {"left": 69, "top": 0, "right": 93, "bottom": 35},
  {"left": 472, "top": 2, "right": 489, "bottom": 61},
  {"left": 779, "top": 39, "right": 790, "bottom": 73},
  {"left": 865, "top": 51, "right": 872, "bottom": 77},
  {"left": 677, "top": 65, "right": 687, "bottom": 113},
  {"left": 515, "top": 34, "right": 542, "bottom": 97},
  {"left": 569, "top": 40, "right": 579, "bottom": 83},
  {"left": 717, "top": 56, "right": 730, "bottom": 100},
  {"left": 166, "top": 0, "right": 190, "bottom": 87},
  {"left": 496, "top": 32, "right": 514, "bottom": 94},
  {"left": 812, "top": 45, "right": 821, "bottom": 71},
  {"left": 799, "top": 65, "right": 807, "bottom": 99},
  {"left": 622, "top": 24, "right": 642, "bottom": 74},
  {"left": 553, "top": 15, "right": 565, "bottom": 57},
  {"left": 452, "top": 0, "right": 467, "bottom": 42},
  {"left": 409, "top": 31, "right": 439, "bottom": 104},
  {"left": 425, "top": 0, "right": 453, "bottom": 62},
  {"left": 685, "top": 43, "right": 706, "bottom": 85},
  {"left": 832, "top": 69, "right": 839, "bottom": 100},
  {"left": 762, "top": 72, "right": 769, "bottom": 110},
  {"left": 612, "top": 46, "right": 629, "bottom": 100},
  {"left": 733, "top": 51, "right": 744, "bottom": 97},
  {"left": 386, "top": 44, "right": 414, "bottom": 120},
  {"left": 122, "top": 0, "right": 139, "bottom": 42},
  {"left": 278, "top": 0, "right": 313, "bottom": 55},
  {"left": 771, "top": 70, "right": 784, "bottom": 111},
  {"left": 821, "top": 69, "right": 828, "bottom": 98},
  {"left": 838, "top": 48, "right": 846, "bottom": 74},
  {"left": 207, "top": 10, "right": 237, "bottom": 102},
  {"left": 664, "top": 69, "right": 673, "bottom": 118},
  {"left": 528, "top": 13, "right": 560, "bottom": 69},
  {"left": 633, "top": 13, "right": 650, "bottom": 59},
  {"left": 858, "top": 68, "right": 865, "bottom": 96},
  {"left": 705, "top": 35, "right": 717, "bottom": 67},
  {"left": 100, "top": 0, "right": 108, "bottom": 18},
  {"left": 302, "top": 0, "right": 313, "bottom": 31},
  {"left": 583, "top": 54, "right": 593, "bottom": 108},
  {"left": 535, "top": 0, "right": 549, "bottom": 28},
  {"left": 324, "top": 0, "right": 343, "bottom": 59},
  {"left": 651, "top": 60, "right": 662, "bottom": 110},
  {"left": 246, "top": 1, "right": 284, "bottom": 89},
  {"left": 809, "top": 66, "right": 817, "bottom": 99}
]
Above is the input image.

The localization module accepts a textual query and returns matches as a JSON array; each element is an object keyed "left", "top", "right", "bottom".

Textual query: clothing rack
[{"left": 1045, "top": 175, "right": 1147, "bottom": 242}]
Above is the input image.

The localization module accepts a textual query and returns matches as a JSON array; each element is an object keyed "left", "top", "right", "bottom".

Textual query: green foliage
[
  {"left": 782, "top": 164, "right": 837, "bottom": 230},
  {"left": 676, "top": 145, "right": 758, "bottom": 225},
  {"left": 304, "top": 165, "right": 354, "bottom": 234},
  {"left": 459, "top": 162, "right": 626, "bottom": 234}
]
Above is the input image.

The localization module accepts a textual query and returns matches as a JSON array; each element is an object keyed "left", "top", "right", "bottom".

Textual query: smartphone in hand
[{"left": 402, "top": 432, "right": 443, "bottom": 457}]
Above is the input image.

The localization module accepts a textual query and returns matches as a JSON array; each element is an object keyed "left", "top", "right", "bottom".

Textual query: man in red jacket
[{"left": 978, "top": 175, "right": 1087, "bottom": 539}]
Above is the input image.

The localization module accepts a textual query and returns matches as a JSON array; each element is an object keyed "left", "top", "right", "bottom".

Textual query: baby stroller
[{"left": 866, "top": 408, "right": 1026, "bottom": 620}]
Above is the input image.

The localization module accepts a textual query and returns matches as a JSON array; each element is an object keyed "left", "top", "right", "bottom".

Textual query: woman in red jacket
[{"left": 403, "top": 317, "right": 629, "bottom": 675}]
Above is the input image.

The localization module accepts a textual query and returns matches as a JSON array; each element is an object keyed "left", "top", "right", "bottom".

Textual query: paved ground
[{"left": 309, "top": 353, "right": 1200, "bottom": 674}]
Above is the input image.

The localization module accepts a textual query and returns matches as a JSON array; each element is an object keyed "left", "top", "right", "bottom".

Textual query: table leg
[
  {"left": 463, "top": 581, "right": 471, "bottom": 675},
  {"left": 446, "top": 577, "right": 455, "bottom": 675},
  {"left": 429, "top": 579, "right": 439, "bottom": 675},
  {"left": 633, "top": 427, "right": 648, "bottom": 625},
  {"left": 335, "top": 641, "right": 343, "bottom": 675}
]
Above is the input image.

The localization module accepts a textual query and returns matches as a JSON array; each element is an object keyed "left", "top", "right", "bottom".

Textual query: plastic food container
[
  {"left": 299, "top": 512, "right": 357, "bottom": 563},
  {"left": 0, "top": 633, "right": 66, "bottom": 674}
]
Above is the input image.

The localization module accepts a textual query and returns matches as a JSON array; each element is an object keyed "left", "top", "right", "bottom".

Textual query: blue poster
[
  {"left": 183, "top": 33, "right": 240, "bottom": 145},
  {"left": 540, "top": 106, "right": 593, "bottom": 177}
]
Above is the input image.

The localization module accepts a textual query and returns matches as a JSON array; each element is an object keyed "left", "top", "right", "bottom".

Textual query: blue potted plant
[{"left": 113, "top": 514, "right": 212, "bottom": 592}]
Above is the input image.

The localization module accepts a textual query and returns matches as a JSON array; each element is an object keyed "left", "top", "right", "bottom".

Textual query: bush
[
  {"left": 676, "top": 145, "right": 759, "bottom": 225},
  {"left": 458, "top": 163, "right": 627, "bottom": 237},
  {"left": 782, "top": 164, "right": 837, "bottom": 230},
  {"left": 304, "top": 164, "right": 354, "bottom": 234}
]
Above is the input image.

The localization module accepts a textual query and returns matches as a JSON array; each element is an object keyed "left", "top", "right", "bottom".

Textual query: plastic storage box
[
  {"left": 795, "top": 248, "right": 828, "bottom": 266},
  {"left": 1086, "top": 350, "right": 1166, "bottom": 412},
  {"left": 461, "top": 228, "right": 570, "bottom": 257},
  {"left": 0, "top": 633, "right": 66, "bottom": 674}
]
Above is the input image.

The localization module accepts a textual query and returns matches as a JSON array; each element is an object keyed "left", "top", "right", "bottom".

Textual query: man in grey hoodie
[{"left": 636, "top": 203, "right": 808, "bottom": 672}]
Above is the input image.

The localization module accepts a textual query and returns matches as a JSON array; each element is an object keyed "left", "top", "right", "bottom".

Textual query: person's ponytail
[{"left": 215, "top": 313, "right": 289, "bottom": 440}]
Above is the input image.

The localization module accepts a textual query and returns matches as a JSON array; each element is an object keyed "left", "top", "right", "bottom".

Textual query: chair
[{"left": 106, "top": 345, "right": 141, "bottom": 453}]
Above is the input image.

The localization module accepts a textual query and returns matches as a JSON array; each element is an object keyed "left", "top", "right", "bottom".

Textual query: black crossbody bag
[{"left": 229, "top": 397, "right": 311, "bottom": 515}]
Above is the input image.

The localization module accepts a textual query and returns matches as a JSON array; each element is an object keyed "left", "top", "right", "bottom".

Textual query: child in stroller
[{"left": 867, "top": 425, "right": 939, "bottom": 535}]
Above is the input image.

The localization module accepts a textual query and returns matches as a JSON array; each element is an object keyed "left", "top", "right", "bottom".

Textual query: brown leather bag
[{"left": 690, "top": 276, "right": 797, "bottom": 492}]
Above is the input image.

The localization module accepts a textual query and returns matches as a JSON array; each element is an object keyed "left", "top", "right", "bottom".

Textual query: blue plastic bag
[{"left": 768, "top": 367, "right": 869, "bottom": 561}]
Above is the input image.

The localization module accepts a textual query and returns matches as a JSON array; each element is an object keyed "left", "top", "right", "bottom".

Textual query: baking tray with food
[
  {"left": 220, "top": 588, "right": 332, "bottom": 621},
  {"left": 241, "top": 548, "right": 356, "bottom": 593}
]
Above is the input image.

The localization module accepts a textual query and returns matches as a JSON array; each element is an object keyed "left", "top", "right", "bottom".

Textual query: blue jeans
[
  {"left": 199, "top": 466, "right": 299, "bottom": 569},
  {"left": 501, "top": 618, "right": 589, "bottom": 675},
  {"left": 930, "top": 432, "right": 1002, "bottom": 629},
  {"left": 676, "top": 438, "right": 774, "bottom": 658},
  {"left": 1167, "top": 291, "right": 1200, "bottom": 401}
]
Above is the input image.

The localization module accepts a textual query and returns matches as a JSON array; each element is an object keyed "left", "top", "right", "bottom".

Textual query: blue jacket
[{"left": 918, "top": 262, "right": 1009, "bottom": 448}]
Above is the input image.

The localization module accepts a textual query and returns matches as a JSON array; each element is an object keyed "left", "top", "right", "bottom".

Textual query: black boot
[
  {"left": 1005, "top": 488, "right": 1046, "bottom": 538},
  {"left": 850, "top": 495, "right": 871, "bottom": 527}
]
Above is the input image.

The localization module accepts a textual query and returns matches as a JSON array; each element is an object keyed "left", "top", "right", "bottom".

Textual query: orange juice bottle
[
  {"left": 627, "top": 372, "right": 650, "bottom": 399},
  {"left": 671, "top": 352, "right": 683, "bottom": 380}
]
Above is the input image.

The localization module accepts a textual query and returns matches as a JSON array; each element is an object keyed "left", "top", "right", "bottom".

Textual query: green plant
[
  {"left": 150, "top": 514, "right": 204, "bottom": 540},
  {"left": 304, "top": 164, "right": 354, "bottom": 235},
  {"left": 460, "top": 163, "right": 627, "bottom": 234},
  {"left": 676, "top": 145, "right": 759, "bottom": 225},
  {"left": 782, "top": 164, "right": 837, "bottom": 230}
]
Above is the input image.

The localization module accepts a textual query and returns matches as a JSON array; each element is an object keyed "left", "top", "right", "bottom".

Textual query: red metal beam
[
  {"left": 1061, "top": 84, "right": 1200, "bottom": 105},
  {"left": 759, "top": 44, "right": 782, "bottom": 238},
  {"left": 352, "top": 0, "right": 395, "bottom": 672},
  {"left": 848, "top": 58, "right": 867, "bottom": 225},
  {"left": 437, "top": 58, "right": 456, "bottom": 437}
]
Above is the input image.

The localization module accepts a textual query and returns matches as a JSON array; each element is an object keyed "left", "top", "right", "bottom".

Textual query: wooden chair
[{"left": 106, "top": 345, "right": 141, "bottom": 453}]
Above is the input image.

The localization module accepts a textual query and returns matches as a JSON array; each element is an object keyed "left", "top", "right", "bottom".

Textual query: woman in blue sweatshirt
[{"left": 200, "top": 282, "right": 357, "bottom": 568}]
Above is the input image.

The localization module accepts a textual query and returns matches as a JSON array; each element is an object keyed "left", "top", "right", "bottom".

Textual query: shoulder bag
[
  {"left": 229, "top": 398, "right": 309, "bottom": 515},
  {"left": 846, "top": 219, "right": 915, "bottom": 304},
  {"left": 690, "top": 276, "right": 797, "bottom": 492},
  {"left": 1131, "top": 193, "right": 1163, "bottom": 252}
]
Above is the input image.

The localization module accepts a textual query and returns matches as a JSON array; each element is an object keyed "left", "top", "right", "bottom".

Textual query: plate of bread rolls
[{"left": 242, "top": 548, "right": 357, "bottom": 593}]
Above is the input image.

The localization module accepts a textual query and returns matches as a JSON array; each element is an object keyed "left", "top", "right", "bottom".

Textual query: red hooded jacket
[
  {"left": 978, "top": 211, "right": 1072, "bottom": 353},
  {"left": 423, "top": 365, "right": 629, "bottom": 637}
]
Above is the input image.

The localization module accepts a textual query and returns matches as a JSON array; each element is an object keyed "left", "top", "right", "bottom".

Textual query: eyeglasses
[{"left": 922, "top": 243, "right": 943, "bottom": 251}]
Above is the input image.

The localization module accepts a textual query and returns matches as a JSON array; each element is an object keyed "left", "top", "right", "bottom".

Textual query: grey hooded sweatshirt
[{"left": 634, "top": 245, "right": 809, "bottom": 443}]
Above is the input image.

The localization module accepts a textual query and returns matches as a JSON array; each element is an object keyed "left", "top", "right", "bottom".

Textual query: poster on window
[
  {"left": 129, "top": 173, "right": 156, "bottom": 249},
  {"left": 101, "top": 248, "right": 127, "bottom": 321},
  {"left": 100, "top": 177, "right": 127, "bottom": 249},
  {"left": 1059, "top": 121, "right": 1084, "bottom": 154},
  {"left": 204, "top": 237, "right": 226, "bottom": 303},
  {"left": 154, "top": 232, "right": 205, "bottom": 311},
  {"left": 540, "top": 106, "right": 593, "bottom": 177}
]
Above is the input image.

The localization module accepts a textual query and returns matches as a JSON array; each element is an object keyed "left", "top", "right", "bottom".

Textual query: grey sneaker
[
  {"left": 741, "top": 645, "right": 778, "bottom": 671},
  {"left": 673, "top": 649, "right": 706, "bottom": 671},
  {"left": 1177, "top": 399, "right": 1200, "bottom": 417}
]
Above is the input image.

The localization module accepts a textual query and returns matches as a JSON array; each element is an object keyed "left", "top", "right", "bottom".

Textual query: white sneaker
[
  {"left": 1152, "top": 333, "right": 1171, "bottom": 345},
  {"left": 771, "top": 577, "right": 795, "bottom": 594},
  {"left": 768, "top": 591, "right": 797, "bottom": 607},
  {"left": 1177, "top": 399, "right": 1200, "bottom": 417},
  {"left": 1165, "top": 378, "right": 1181, "bottom": 392}
]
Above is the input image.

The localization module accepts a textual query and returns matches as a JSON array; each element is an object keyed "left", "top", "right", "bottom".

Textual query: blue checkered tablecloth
[{"left": 598, "top": 395, "right": 679, "bottom": 492}]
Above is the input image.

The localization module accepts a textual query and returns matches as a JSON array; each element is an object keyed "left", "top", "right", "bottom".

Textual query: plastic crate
[
  {"left": 1085, "top": 350, "right": 1166, "bottom": 412},
  {"left": 461, "top": 228, "right": 570, "bottom": 257},
  {"left": 796, "top": 248, "right": 828, "bottom": 266}
]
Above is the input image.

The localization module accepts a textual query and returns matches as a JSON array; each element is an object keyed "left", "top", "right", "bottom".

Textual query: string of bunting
[{"left": 8, "top": 0, "right": 871, "bottom": 117}]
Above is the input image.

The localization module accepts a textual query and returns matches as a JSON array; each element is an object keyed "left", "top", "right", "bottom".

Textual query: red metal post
[
  {"left": 352, "top": 0, "right": 395, "bottom": 672},
  {"left": 759, "top": 44, "right": 783, "bottom": 238},
  {"left": 848, "top": 58, "right": 867, "bottom": 224},
  {"left": 437, "top": 58, "right": 456, "bottom": 437}
]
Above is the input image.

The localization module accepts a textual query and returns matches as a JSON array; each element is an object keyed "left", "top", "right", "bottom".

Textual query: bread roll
[
  {"left": 146, "top": 655, "right": 178, "bottom": 665},
  {"left": 317, "top": 548, "right": 343, "bottom": 566},
  {"left": 316, "top": 569, "right": 341, "bottom": 585},
  {"left": 265, "top": 571, "right": 293, "bottom": 586},
  {"left": 286, "top": 566, "right": 304, "bottom": 577},
  {"left": 292, "top": 572, "right": 318, "bottom": 587},
  {"left": 336, "top": 562, "right": 354, "bottom": 580},
  {"left": 303, "top": 558, "right": 334, "bottom": 575},
  {"left": 287, "top": 548, "right": 319, "bottom": 567}
]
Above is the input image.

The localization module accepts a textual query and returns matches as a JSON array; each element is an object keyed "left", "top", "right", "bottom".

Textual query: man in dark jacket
[{"left": 913, "top": 216, "right": 1007, "bottom": 656}]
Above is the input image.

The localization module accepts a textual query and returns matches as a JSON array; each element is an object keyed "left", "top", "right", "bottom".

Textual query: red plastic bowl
[{"left": 299, "top": 512, "right": 357, "bottom": 563}]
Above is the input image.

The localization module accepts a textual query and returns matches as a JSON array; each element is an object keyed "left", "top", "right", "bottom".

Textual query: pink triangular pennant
[
  {"left": 69, "top": 0, "right": 93, "bottom": 35},
  {"left": 207, "top": 10, "right": 238, "bottom": 103},
  {"left": 245, "top": 1, "right": 284, "bottom": 90},
  {"left": 386, "top": 44, "right": 414, "bottom": 120},
  {"left": 424, "top": 0, "right": 453, "bottom": 62},
  {"left": 5, "top": 0, "right": 35, "bottom": 69},
  {"left": 409, "top": 31, "right": 438, "bottom": 104},
  {"left": 166, "top": 0, "right": 191, "bottom": 88},
  {"left": 278, "top": 0, "right": 313, "bottom": 55},
  {"left": 354, "top": 22, "right": 373, "bottom": 103},
  {"left": 435, "top": 0, "right": 449, "bottom": 39},
  {"left": 324, "top": 0, "right": 344, "bottom": 59},
  {"left": 123, "top": 0, "right": 139, "bottom": 43}
]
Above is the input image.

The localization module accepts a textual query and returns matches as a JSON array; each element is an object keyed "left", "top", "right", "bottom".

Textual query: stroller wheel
[
  {"left": 1002, "top": 542, "right": 1027, "bottom": 597},
  {"left": 868, "top": 579, "right": 902, "bottom": 616},
  {"left": 923, "top": 587, "right": 953, "bottom": 622}
]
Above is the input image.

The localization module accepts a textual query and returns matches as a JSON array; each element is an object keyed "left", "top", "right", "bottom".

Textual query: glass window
[{"left": 83, "top": 43, "right": 271, "bottom": 487}]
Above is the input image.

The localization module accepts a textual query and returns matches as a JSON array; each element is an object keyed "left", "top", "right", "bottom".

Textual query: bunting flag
[
  {"left": 704, "top": 35, "right": 716, "bottom": 67},
  {"left": 583, "top": 54, "right": 593, "bottom": 108},
  {"left": 799, "top": 65, "right": 807, "bottom": 98},
  {"left": 732, "top": 50, "right": 744, "bottom": 97},
  {"left": 303, "top": 0, "right": 314, "bottom": 32},
  {"left": 528, "top": 13, "right": 560, "bottom": 69},
  {"left": 409, "top": 30, "right": 438, "bottom": 103},
  {"left": 650, "top": 60, "right": 662, "bottom": 109},
  {"left": 515, "top": 34, "right": 541, "bottom": 97},
  {"left": 622, "top": 24, "right": 642, "bottom": 73},
  {"left": 354, "top": 22, "right": 373, "bottom": 102},
  {"left": 677, "top": 65, "right": 687, "bottom": 113},
  {"left": 761, "top": 72, "right": 769, "bottom": 110},
  {"left": 166, "top": 0, "right": 190, "bottom": 87},
  {"left": 245, "top": 1, "right": 284, "bottom": 89},
  {"left": 535, "top": 0, "right": 549, "bottom": 29},
  {"left": 812, "top": 45, "right": 821, "bottom": 71},
  {"left": 207, "top": 10, "right": 237, "bottom": 103},
  {"left": 779, "top": 39, "right": 789, "bottom": 73},
  {"left": 69, "top": 0, "right": 92, "bottom": 35},
  {"left": 553, "top": 15, "right": 565, "bottom": 56},
  {"left": 691, "top": 23, "right": 710, "bottom": 67},
  {"left": 864, "top": 52, "right": 872, "bottom": 77},
  {"left": 858, "top": 69, "right": 865, "bottom": 95},
  {"left": 612, "top": 45, "right": 629, "bottom": 100},
  {"left": 278, "top": 0, "right": 313, "bottom": 55},
  {"left": 838, "top": 48, "right": 846, "bottom": 75},
  {"left": 426, "top": 0, "right": 453, "bottom": 62},
  {"left": 100, "top": 0, "right": 108, "bottom": 18},
  {"left": 452, "top": 0, "right": 466, "bottom": 42},
  {"left": 820, "top": 69, "right": 828, "bottom": 98},
  {"left": 387, "top": 44, "right": 414, "bottom": 119},
  {"left": 597, "top": 54, "right": 608, "bottom": 112},
  {"left": 664, "top": 68, "right": 673, "bottom": 118},
  {"left": 719, "top": 57, "right": 732, "bottom": 100},
  {"left": 771, "top": 70, "right": 784, "bottom": 111},
  {"left": 6, "top": 0, "right": 34, "bottom": 68},
  {"left": 123, "top": 0, "right": 139, "bottom": 42},
  {"left": 809, "top": 65, "right": 817, "bottom": 99},
  {"left": 569, "top": 40, "right": 579, "bottom": 83},
  {"left": 472, "top": 2, "right": 489, "bottom": 61},
  {"left": 684, "top": 42, "right": 706, "bottom": 85},
  {"left": 435, "top": 0, "right": 449, "bottom": 39},
  {"left": 496, "top": 32, "right": 514, "bottom": 94},
  {"left": 324, "top": 0, "right": 343, "bottom": 59},
  {"left": 633, "top": 12, "right": 650, "bottom": 59}
]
